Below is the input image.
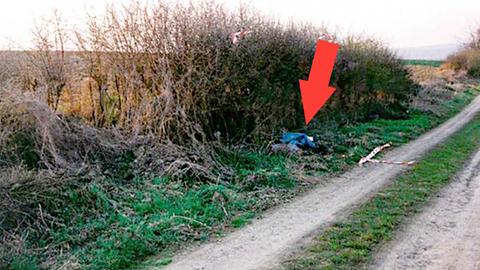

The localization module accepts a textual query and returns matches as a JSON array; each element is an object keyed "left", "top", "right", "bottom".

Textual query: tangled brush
[
  {"left": 0, "top": 83, "right": 227, "bottom": 186},
  {"left": 0, "top": 84, "right": 128, "bottom": 174}
]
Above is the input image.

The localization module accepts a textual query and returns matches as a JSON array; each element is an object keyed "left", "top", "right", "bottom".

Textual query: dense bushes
[
  {"left": 329, "top": 37, "right": 414, "bottom": 121},
  {"left": 70, "top": 1, "right": 316, "bottom": 143},
  {"left": 12, "top": 1, "right": 415, "bottom": 144}
]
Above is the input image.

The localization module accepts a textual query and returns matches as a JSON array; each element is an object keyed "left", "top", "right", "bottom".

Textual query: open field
[{"left": 401, "top": 59, "right": 444, "bottom": 67}]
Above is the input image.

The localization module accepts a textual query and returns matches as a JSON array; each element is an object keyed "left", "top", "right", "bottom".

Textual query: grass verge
[{"left": 284, "top": 114, "right": 480, "bottom": 270}]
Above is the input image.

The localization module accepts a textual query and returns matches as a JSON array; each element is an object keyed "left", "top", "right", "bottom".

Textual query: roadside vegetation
[
  {"left": 0, "top": 1, "right": 479, "bottom": 270},
  {"left": 283, "top": 113, "right": 480, "bottom": 270},
  {"left": 3, "top": 88, "right": 477, "bottom": 270}
]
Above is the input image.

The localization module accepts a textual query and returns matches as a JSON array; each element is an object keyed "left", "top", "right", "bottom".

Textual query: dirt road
[
  {"left": 156, "top": 95, "right": 480, "bottom": 270},
  {"left": 373, "top": 148, "right": 480, "bottom": 270}
]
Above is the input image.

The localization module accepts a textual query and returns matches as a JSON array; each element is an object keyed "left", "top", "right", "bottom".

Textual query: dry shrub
[
  {"left": 0, "top": 82, "right": 224, "bottom": 181},
  {"left": 466, "top": 26, "right": 480, "bottom": 50},
  {"left": 68, "top": 1, "right": 318, "bottom": 143},
  {"left": 0, "top": 85, "right": 127, "bottom": 172},
  {"left": 0, "top": 167, "right": 60, "bottom": 262},
  {"left": 446, "top": 49, "right": 480, "bottom": 77},
  {"left": 446, "top": 26, "right": 480, "bottom": 78},
  {"left": 133, "top": 142, "right": 232, "bottom": 182},
  {"left": 29, "top": 11, "right": 70, "bottom": 111},
  {"left": 0, "top": 51, "right": 33, "bottom": 93}
]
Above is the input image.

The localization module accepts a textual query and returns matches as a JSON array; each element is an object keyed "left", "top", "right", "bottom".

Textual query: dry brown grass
[
  {"left": 444, "top": 27, "right": 480, "bottom": 78},
  {"left": 0, "top": 80, "right": 230, "bottom": 185},
  {"left": 446, "top": 49, "right": 480, "bottom": 77},
  {"left": 407, "top": 64, "right": 479, "bottom": 115},
  {"left": 0, "top": 84, "right": 126, "bottom": 172}
]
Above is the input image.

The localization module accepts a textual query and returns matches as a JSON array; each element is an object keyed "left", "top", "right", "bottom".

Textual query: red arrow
[{"left": 299, "top": 40, "right": 339, "bottom": 125}]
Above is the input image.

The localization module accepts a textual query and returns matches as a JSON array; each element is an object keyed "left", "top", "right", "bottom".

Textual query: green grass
[
  {"left": 216, "top": 148, "right": 295, "bottom": 190},
  {"left": 401, "top": 59, "right": 444, "bottom": 67},
  {"left": 15, "top": 177, "right": 262, "bottom": 270},
  {"left": 9, "top": 152, "right": 291, "bottom": 270},
  {"left": 284, "top": 116, "right": 480, "bottom": 270},
  {"left": 7, "top": 90, "right": 478, "bottom": 270}
]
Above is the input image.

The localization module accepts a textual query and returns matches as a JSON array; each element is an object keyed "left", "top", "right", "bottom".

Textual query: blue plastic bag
[{"left": 280, "top": 132, "right": 316, "bottom": 149}]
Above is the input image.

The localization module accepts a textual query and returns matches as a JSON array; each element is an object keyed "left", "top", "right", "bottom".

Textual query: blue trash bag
[{"left": 280, "top": 132, "right": 316, "bottom": 149}]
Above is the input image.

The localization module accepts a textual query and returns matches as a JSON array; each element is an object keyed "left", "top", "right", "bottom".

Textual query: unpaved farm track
[
  {"left": 373, "top": 148, "right": 480, "bottom": 270},
  {"left": 157, "top": 95, "right": 480, "bottom": 270}
]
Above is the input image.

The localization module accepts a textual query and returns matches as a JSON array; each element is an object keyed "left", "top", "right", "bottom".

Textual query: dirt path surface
[
  {"left": 156, "top": 96, "right": 480, "bottom": 270},
  {"left": 373, "top": 148, "right": 480, "bottom": 270}
]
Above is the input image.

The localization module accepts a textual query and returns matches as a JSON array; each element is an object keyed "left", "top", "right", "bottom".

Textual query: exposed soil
[
  {"left": 153, "top": 96, "right": 480, "bottom": 270},
  {"left": 372, "top": 147, "right": 480, "bottom": 270}
]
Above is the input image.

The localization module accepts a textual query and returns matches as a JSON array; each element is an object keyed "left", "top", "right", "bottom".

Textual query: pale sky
[{"left": 0, "top": 0, "right": 478, "bottom": 49}]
